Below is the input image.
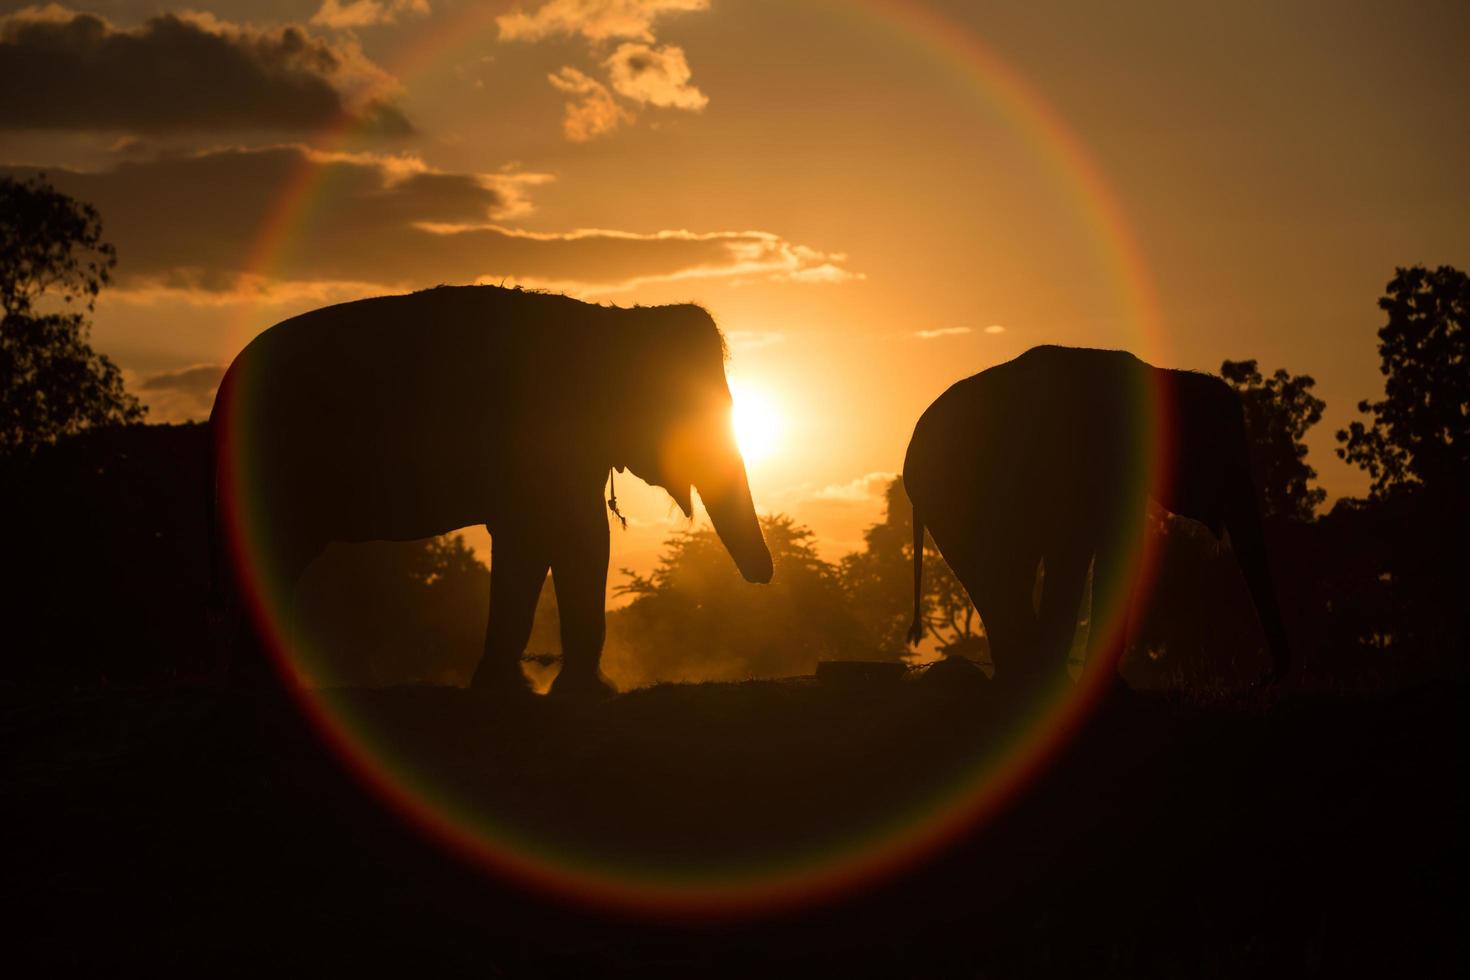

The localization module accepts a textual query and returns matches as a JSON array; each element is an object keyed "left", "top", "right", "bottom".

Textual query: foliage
[
  {"left": 1, "top": 311, "right": 142, "bottom": 456},
  {"left": 837, "top": 480, "right": 914, "bottom": 657},
  {"left": 605, "top": 515, "right": 864, "bottom": 686},
  {"left": 0, "top": 174, "right": 141, "bottom": 457},
  {"left": 0, "top": 173, "right": 116, "bottom": 318},
  {"left": 1337, "top": 265, "right": 1470, "bottom": 496},
  {"left": 1219, "top": 359, "right": 1326, "bottom": 521}
]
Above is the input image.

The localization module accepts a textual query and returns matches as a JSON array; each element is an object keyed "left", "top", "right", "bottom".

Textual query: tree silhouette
[
  {"left": 1, "top": 174, "right": 141, "bottom": 457},
  {"left": 1324, "top": 265, "right": 1470, "bottom": 677},
  {"left": 838, "top": 480, "right": 915, "bottom": 657},
  {"left": 1220, "top": 359, "right": 1326, "bottom": 521},
  {"left": 606, "top": 515, "right": 862, "bottom": 686},
  {"left": 1337, "top": 265, "right": 1469, "bottom": 496}
]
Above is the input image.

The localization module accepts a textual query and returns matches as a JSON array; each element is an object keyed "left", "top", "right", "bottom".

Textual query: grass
[{"left": 3, "top": 672, "right": 1466, "bottom": 976}]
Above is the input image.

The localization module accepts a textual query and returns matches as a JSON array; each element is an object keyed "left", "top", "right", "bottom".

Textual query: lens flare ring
[{"left": 217, "top": 0, "right": 1170, "bottom": 919}]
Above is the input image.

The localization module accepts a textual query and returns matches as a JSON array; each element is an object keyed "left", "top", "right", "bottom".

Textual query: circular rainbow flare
[{"left": 213, "top": 1, "right": 1171, "bottom": 920}]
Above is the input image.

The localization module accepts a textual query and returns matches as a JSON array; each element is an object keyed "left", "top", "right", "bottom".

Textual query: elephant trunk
[
  {"left": 1225, "top": 484, "right": 1290, "bottom": 681},
  {"left": 698, "top": 452, "right": 773, "bottom": 585}
]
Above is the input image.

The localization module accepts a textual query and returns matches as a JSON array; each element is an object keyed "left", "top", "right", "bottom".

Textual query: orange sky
[{"left": 3, "top": 0, "right": 1467, "bottom": 585}]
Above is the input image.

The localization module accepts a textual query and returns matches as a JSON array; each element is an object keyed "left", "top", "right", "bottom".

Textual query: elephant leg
[
  {"left": 1086, "top": 537, "right": 1138, "bottom": 683},
  {"left": 471, "top": 531, "right": 550, "bottom": 692},
  {"left": 940, "top": 538, "right": 1040, "bottom": 686},
  {"left": 1037, "top": 546, "right": 1090, "bottom": 679},
  {"left": 547, "top": 491, "right": 615, "bottom": 700}
]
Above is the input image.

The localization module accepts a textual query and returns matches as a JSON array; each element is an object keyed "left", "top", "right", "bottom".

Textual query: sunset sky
[{"left": 4, "top": 0, "right": 1467, "bottom": 584}]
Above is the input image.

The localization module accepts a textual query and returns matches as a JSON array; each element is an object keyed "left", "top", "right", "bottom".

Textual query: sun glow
[{"left": 730, "top": 382, "right": 783, "bottom": 464}]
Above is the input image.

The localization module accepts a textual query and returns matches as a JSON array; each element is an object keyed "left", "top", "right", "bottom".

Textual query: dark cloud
[
  {"left": 138, "top": 363, "right": 225, "bottom": 396},
  {"left": 1, "top": 146, "right": 857, "bottom": 297},
  {"left": 3, "top": 146, "right": 501, "bottom": 287},
  {"left": 0, "top": 8, "right": 410, "bottom": 134},
  {"left": 135, "top": 362, "right": 225, "bottom": 421}
]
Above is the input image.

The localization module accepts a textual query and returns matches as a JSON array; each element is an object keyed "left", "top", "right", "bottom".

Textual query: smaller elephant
[{"left": 904, "top": 345, "right": 1288, "bottom": 687}]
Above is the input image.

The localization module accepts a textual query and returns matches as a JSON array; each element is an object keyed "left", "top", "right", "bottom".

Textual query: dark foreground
[{"left": 5, "top": 676, "right": 1466, "bottom": 977}]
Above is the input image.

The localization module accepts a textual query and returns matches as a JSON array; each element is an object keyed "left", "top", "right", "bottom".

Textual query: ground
[{"left": 4, "top": 674, "right": 1466, "bottom": 976}]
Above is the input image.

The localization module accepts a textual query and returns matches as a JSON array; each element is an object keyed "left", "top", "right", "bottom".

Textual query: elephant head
[
  {"left": 611, "top": 304, "right": 774, "bottom": 585},
  {"left": 1157, "top": 370, "right": 1290, "bottom": 679}
]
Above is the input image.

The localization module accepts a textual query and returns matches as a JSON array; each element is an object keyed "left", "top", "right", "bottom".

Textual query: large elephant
[
  {"left": 903, "top": 345, "right": 1288, "bottom": 688},
  {"left": 209, "top": 285, "right": 772, "bottom": 697}
]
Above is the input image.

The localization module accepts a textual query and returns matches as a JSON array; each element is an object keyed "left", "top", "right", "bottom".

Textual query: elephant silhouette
[
  {"left": 209, "top": 285, "right": 772, "bottom": 697},
  {"left": 903, "top": 345, "right": 1288, "bottom": 688}
]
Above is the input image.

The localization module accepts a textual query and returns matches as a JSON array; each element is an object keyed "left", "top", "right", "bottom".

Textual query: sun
[{"left": 729, "top": 382, "right": 783, "bottom": 464}]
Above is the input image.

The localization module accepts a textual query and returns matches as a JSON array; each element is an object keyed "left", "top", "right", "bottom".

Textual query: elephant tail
[{"left": 906, "top": 509, "right": 926, "bottom": 646}]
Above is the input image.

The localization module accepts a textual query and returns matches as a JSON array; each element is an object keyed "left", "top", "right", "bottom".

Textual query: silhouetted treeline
[
  {"left": 2, "top": 267, "right": 1466, "bottom": 694},
  {"left": 1, "top": 423, "right": 212, "bottom": 684},
  {"left": 1129, "top": 266, "right": 1470, "bottom": 691},
  {"left": 1, "top": 428, "right": 1463, "bottom": 694},
  {"left": 603, "top": 516, "right": 864, "bottom": 686}
]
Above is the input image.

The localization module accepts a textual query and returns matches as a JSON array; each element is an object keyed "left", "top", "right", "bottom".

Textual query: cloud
[
  {"left": 0, "top": 6, "right": 410, "bottom": 134},
  {"left": 491, "top": 228, "right": 863, "bottom": 297},
  {"left": 500, "top": 1, "right": 710, "bottom": 140},
  {"left": 109, "top": 276, "right": 392, "bottom": 309},
  {"left": 984, "top": 324, "right": 1005, "bottom": 334},
  {"left": 773, "top": 255, "right": 859, "bottom": 284},
  {"left": 138, "top": 364, "right": 225, "bottom": 397},
  {"left": 809, "top": 472, "right": 899, "bottom": 502},
  {"left": 604, "top": 42, "right": 706, "bottom": 110},
  {"left": 479, "top": 168, "right": 556, "bottom": 220},
  {"left": 311, "top": 1, "right": 431, "bottom": 30},
  {"left": 724, "top": 331, "right": 786, "bottom": 352},
  {"left": 136, "top": 363, "right": 226, "bottom": 422},
  {"left": 3, "top": 146, "right": 859, "bottom": 301},
  {"left": 547, "top": 66, "right": 632, "bottom": 141},
  {"left": 497, "top": 0, "right": 708, "bottom": 44},
  {"left": 913, "top": 327, "right": 973, "bottom": 339}
]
